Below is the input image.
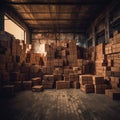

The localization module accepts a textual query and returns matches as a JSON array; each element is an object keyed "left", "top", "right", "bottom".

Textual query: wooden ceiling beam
[
  {"left": 19, "top": 12, "right": 87, "bottom": 14},
  {"left": 1, "top": 1, "right": 109, "bottom": 5},
  {"left": 23, "top": 19, "right": 86, "bottom": 21}
]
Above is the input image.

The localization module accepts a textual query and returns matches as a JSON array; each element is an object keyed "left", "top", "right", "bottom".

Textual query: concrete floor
[{"left": 0, "top": 89, "right": 120, "bottom": 120}]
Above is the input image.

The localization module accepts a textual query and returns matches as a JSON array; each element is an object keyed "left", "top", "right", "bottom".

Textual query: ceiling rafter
[{"left": 1, "top": 1, "right": 109, "bottom": 5}]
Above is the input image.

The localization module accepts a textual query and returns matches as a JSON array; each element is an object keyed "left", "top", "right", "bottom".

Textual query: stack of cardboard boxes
[
  {"left": 95, "top": 43, "right": 107, "bottom": 77},
  {"left": 79, "top": 75, "right": 94, "bottom": 93},
  {"left": 1, "top": 30, "right": 120, "bottom": 99},
  {"left": 93, "top": 76, "right": 111, "bottom": 94},
  {"left": 104, "top": 31, "right": 120, "bottom": 100}
]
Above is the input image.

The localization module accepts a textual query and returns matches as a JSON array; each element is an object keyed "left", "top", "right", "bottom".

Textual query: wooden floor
[{"left": 0, "top": 89, "right": 120, "bottom": 120}]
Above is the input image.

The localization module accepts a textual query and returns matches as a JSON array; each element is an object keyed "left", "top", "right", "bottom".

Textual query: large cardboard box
[
  {"left": 42, "top": 80, "right": 54, "bottom": 89},
  {"left": 32, "top": 77, "right": 42, "bottom": 86},
  {"left": 23, "top": 81, "right": 32, "bottom": 90},
  {"left": 81, "top": 84, "right": 94, "bottom": 93},
  {"left": 94, "top": 84, "right": 110, "bottom": 94},
  {"left": 69, "top": 73, "right": 79, "bottom": 82},
  {"left": 56, "top": 81, "right": 70, "bottom": 89},
  {"left": 79, "top": 75, "right": 93, "bottom": 85},
  {"left": 32, "top": 85, "right": 43, "bottom": 92},
  {"left": 54, "top": 74, "right": 62, "bottom": 81},
  {"left": 10, "top": 72, "right": 20, "bottom": 81},
  {"left": 2, "top": 85, "right": 15, "bottom": 97},
  {"left": 43, "top": 75, "right": 54, "bottom": 82},
  {"left": 93, "top": 76, "right": 104, "bottom": 85},
  {"left": 105, "top": 89, "right": 120, "bottom": 100}
]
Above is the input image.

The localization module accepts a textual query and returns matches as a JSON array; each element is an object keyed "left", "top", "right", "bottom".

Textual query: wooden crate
[
  {"left": 42, "top": 80, "right": 54, "bottom": 89},
  {"left": 2, "top": 85, "right": 15, "bottom": 97},
  {"left": 79, "top": 75, "right": 93, "bottom": 85},
  {"left": 56, "top": 81, "right": 70, "bottom": 89},
  {"left": 93, "top": 76, "right": 104, "bottom": 85},
  {"left": 23, "top": 81, "right": 32, "bottom": 90},
  {"left": 105, "top": 89, "right": 120, "bottom": 100},
  {"left": 32, "top": 85, "right": 43, "bottom": 92},
  {"left": 32, "top": 77, "right": 42, "bottom": 86},
  {"left": 81, "top": 84, "right": 94, "bottom": 93}
]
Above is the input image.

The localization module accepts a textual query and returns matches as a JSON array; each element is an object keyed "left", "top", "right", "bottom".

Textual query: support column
[
  {"left": 105, "top": 11, "right": 110, "bottom": 43},
  {"left": 0, "top": 9, "right": 4, "bottom": 31},
  {"left": 92, "top": 23, "right": 96, "bottom": 46}
]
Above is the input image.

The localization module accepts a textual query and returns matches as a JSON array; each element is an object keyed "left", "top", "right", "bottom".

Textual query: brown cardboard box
[
  {"left": 23, "top": 81, "right": 32, "bottom": 90},
  {"left": 32, "top": 77, "right": 42, "bottom": 86},
  {"left": 94, "top": 84, "right": 110, "bottom": 94},
  {"left": 79, "top": 75, "right": 93, "bottom": 85},
  {"left": 32, "top": 85, "right": 43, "bottom": 92},
  {"left": 93, "top": 76, "right": 104, "bottom": 85},
  {"left": 43, "top": 75, "right": 54, "bottom": 82},
  {"left": 2, "top": 72, "right": 10, "bottom": 81},
  {"left": 110, "top": 77, "right": 120, "bottom": 89},
  {"left": 81, "top": 84, "right": 94, "bottom": 93},
  {"left": 54, "top": 74, "right": 62, "bottom": 81},
  {"left": 42, "top": 80, "right": 54, "bottom": 89},
  {"left": 14, "top": 81, "right": 22, "bottom": 91},
  {"left": 6, "top": 63, "right": 13, "bottom": 72},
  {"left": 10, "top": 72, "right": 20, "bottom": 81},
  {"left": 0, "top": 63, "right": 6, "bottom": 71},
  {"left": 105, "top": 89, "right": 120, "bottom": 100},
  {"left": 2, "top": 85, "right": 15, "bottom": 97},
  {"left": 69, "top": 73, "right": 79, "bottom": 82},
  {"left": 56, "top": 81, "right": 70, "bottom": 89},
  {"left": 54, "top": 67, "right": 63, "bottom": 74}
]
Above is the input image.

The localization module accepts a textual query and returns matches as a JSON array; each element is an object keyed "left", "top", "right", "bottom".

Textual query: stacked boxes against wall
[
  {"left": 95, "top": 43, "right": 107, "bottom": 77},
  {"left": 42, "top": 75, "right": 54, "bottom": 89},
  {"left": 53, "top": 67, "right": 63, "bottom": 80},
  {"left": 86, "top": 46, "right": 96, "bottom": 61},
  {"left": 0, "top": 32, "right": 32, "bottom": 95},
  {"left": 56, "top": 81, "right": 70, "bottom": 89},
  {"left": 69, "top": 73, "right": 79, "bottom": 88},
  {"left": 105, "top": 31, "right": 120, "bottom": 100},
  {"left": 79, "top": 75, "right": 94, "bottom": 93},
  {"left": 93, "top": 76, "right": 111, "bottom": 94},
  {"left": 67, "top": 41, "right": 78, "bottom": 67}
]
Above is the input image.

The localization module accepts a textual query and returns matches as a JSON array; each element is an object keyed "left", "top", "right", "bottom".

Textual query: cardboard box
[
  {"left": 69, "top": 73, "right": 79, "bottom": 82},
  {"left": 42, "top": 80, "right": 54, "bottom": 89},
  {"left": 105, "top": 89, "right": 120, "bottom": 100},
  {"left": 81, "top": 84, "right": 94, "bottom": 93},
  {"left": 32, "top": 85, "right": 43, "bottom": 92},
  {"left": 93, "top": 76, "right": 104, "bottom": 85},
  {"left": 94, "top": 84, "right": 110, "bottom": 94},
  {"left": 2, "top": 85, "right": 15, "bottom": 97},
  {"left": 43, "top": 75, "right": 54, "bottom": 82},
  {"left": 0, "top": 63, "right": 6, "bottom": 72},
  {"left": 10, "top": 72, "right": 20, "bottom": 81},
  {"left": 56, "top": 81, "right": 70, "bottom": 89},
  {"left": 23, "top": 81, "right": 32, "bottom": 90},
  {"left": 79, "top": 75, "right": 93, "bottom": 85},
  {"left": 2, "top": 72, "right": 10, "bottom": 81},
  {"left": 32, "top": 77, "right": 42, "bottom": 86},
  {"left": 110, "top": 77, "right": 120, "bottom": 89},
  {"left": 14, "top": 81, "right": 22, "bottom": 91},
  {"left": 6, "top": 63, "right": 13, "bottom": 72},
  {"left": 54, "top": 74, "right": 62, "bottom": 81}
]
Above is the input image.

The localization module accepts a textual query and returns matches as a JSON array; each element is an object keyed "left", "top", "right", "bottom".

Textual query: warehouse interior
[{"left": 0, "top": 0, "right": 120, "bottom": 120}]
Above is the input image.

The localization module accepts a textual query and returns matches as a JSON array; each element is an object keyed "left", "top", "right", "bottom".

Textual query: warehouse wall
[
  {"left": 0, "top": 8, "right": 4, "bottom": 31},
  {"left": 31, "top": 33, "right": 86, "bottom": 52},
  {"left": 86, "top": 0, "right": 120, "bottom": 47}
]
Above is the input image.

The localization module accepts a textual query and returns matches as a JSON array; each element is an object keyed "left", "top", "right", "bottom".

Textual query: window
[{"left": 4, "top": 15, "right": 26, "bottom": 42}]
